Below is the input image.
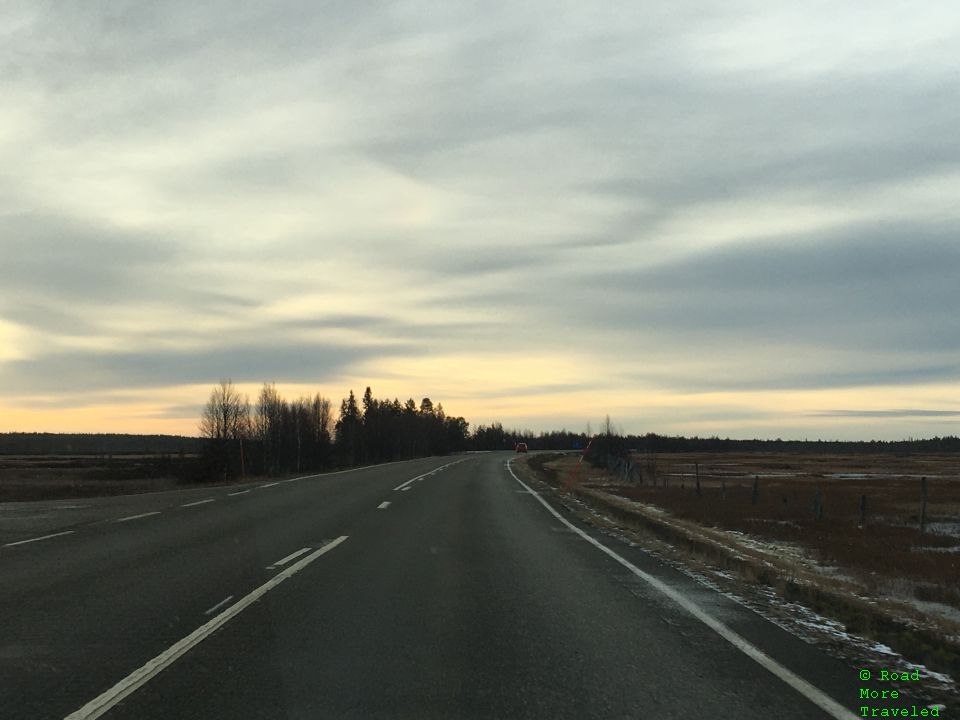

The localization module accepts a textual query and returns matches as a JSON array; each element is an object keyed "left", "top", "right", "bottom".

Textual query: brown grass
[{"left": 561, "top": 452, "right": 960, "bottom": 606}]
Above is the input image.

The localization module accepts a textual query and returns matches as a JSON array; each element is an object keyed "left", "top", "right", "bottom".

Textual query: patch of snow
[
  {"left": 714, "top": 526, "right": 810, "bottom": 562},
  {"left": 811, "top": 565, "right": 859, "bottom": 583},
  {"left": 827, "top": 472, "right": 895, "bottom": 479},
  {"left": 907, "top": 665, "right": 955, "bottom": 687},
  {"left": 611, "top": 497, "right": 667, "bottom": 514},
  {"left": 900, "top": 598, "right": 960, "bottom": 625},
  {"left": 748, "top": 518, "right": 801, "bottom": 528},
  {"left": 912, "top": 545, "right": 960, "bottom": 554},
  {"left": 927, "top": 522, "right": 960, "bottom": 538}
]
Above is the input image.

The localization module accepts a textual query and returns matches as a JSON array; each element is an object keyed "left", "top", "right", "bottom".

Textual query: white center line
[
  {"left": 181, "top": 498, "right": 214, "bottom": 508},
  {"left": 377, "top": 501, "right": 391, "bottom": 509},
  {"left": 3, "top": 530, "right": 75, "bottom": 548},
  {"left": 505, "top": 460, "right": 859, "bottom": 720},
  {"left": 393, "top": 473, "right": 426, "bottom": 491},
  {"left": 65, "top": 536, "right": 348, "bottom": 720},
  {"left": 114, "top": 511, "right": 161, "bottom": 523},
  {"left": 203, "top": 595, "right": 234, "bottom": 616},
  {"left": 392, "top": 459, "right": 462, "bottom": 491},
  {"left": 266, "top": 546, "right": 312, "bottom": 570},
  {"left": 227, "top": 489, "right": 250, "bottom": 496},
  {"left": 401, "top": 486, "right": 411, "bottom": 492}
]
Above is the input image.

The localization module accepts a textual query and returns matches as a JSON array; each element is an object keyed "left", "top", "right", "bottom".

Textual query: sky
[{"left": 2, "top": 1, "right": 959, "bottom": 440}]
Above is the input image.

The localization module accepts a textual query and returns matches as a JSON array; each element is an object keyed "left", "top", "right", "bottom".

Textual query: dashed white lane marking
[
  {"left": 258, "top": 481, "right": 279, "bottom": 489},
  {"left": 3, "top": 530, "right": 75, "bottom": 547},
  {"left": 401, "top": 487, "right": 411, "bottom": 492},
  {"left": 114, "top": 511, "right": 162, "bottom": 523},
  {"left": 505, "top": 460, "right": 859, "bottom": 720},
  {"left": 65, "top": 536, "right": 348, "bottom": 720},
  {"left": 266, "top": 547, "right": 312, "bottom": 570},
  {"left": 181, "top": 498, "right": 214, "bottom": 508},
  {"left": 377, "top": 501, "right": 391, "bottom": 509},
  {"left": 227, "top": 489, "right": 250, "bottom": 496},
  {"left": 392, "top": 459, "right": 463, "bottom": 491},
  {"left": 393, "top": 473, "right": 427, "bottom": 491},
  {"left": 203, "top": 595, "right": 234, "bottom": 616}
]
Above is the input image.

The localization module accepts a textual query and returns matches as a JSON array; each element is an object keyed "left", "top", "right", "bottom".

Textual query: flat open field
[
  {"left": 549, "top": 451, "right": 960, "bottom": 610},
  {"left": 0, "top": 454, "right": 202, "bottom": 501}
]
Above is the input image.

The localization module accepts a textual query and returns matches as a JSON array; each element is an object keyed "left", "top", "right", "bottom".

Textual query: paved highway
[{"left": 1, "top": 453, "right": 876, "bottom": 718}]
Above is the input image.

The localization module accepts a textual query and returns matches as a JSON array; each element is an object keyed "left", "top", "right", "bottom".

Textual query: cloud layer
[{"left": 2, "top": 2, "right": 959, "bottom": 438}]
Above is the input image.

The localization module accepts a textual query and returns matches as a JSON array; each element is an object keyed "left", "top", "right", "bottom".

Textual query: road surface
[{"left": 1, "top": 453, "right": 884, "bottom": 718}]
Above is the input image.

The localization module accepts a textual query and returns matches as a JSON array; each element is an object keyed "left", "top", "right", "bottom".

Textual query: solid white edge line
[
  {"left": 3, "top": 530, "right": 75, "bottom": 547},
  {"left": 226, "top": 490, "right": 250, "bottom": 496},
  {"left": 64, "top": 535, "right": 348, "bottom": 720},
  {"left": 203, "top": 595, "right": 234, "bottom": 616},
  {"left": 258, "top": 481, "right": 279, "bottom": 488},
  {"left": 377, "top": 501, "right": 391, "bottom": 509},
  {"left": 505, "top": 460, "right": 859, "bottom": 720},
  {"left": 181, "top": 498, "right": 214, "bottom": 508},
  {"left": 270, "top": 546, "right": 312, "bottom": 568},
  {"left": 114, "top": 511, "right": 162, "bottom": 523}
]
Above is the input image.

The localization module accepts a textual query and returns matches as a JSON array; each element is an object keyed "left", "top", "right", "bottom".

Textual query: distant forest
[
  {"left": 0, "top": 432, "right": 204, "bottom": 455},
  {"left": 513, "top": 430, "right": 960, "bottom": 454}
]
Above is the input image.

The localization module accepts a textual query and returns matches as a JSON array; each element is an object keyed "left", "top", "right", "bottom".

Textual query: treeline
[
  {"left": 472, "top": 424, "right": 588, "bottom": 451},
  {"left": 0, "top": 432, "right": 204, "bottom": 455},
  {"left": 470, "top": 427, "right": 960, "bottom": 455},
  {"left": 620, "top": 433, "right": 960, "bottom": 455},
  {"left": 200, "top": 380, "right": 471, "bottom": 479}
]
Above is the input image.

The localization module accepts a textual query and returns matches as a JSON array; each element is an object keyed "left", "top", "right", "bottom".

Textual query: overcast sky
[{"left": 2, "top": 2, "right": 959, "bottom": 440}]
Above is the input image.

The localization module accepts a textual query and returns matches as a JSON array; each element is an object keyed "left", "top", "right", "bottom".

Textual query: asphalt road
[{"left": 0, "top": 452, "right": 889, "bottom": 718}]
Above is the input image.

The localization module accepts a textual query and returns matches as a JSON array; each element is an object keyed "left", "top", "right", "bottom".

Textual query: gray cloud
[
  {"left": 567, "top": 224, "right": 960, "bottom": 354},
  {"left": 2, "top": 2, "right": 959, "bottom": 437},
  {"left": 0, "top": 213, "right": 176, "bottom": 303},
  {"left": 140, "top": 403, "right": 207, "bottom": 420},
  {"left": 810, "top": 409, "right": 960, "bottom": 418},
  {"left": 0, "top": 339, "right": 422, "bottom": 395}
]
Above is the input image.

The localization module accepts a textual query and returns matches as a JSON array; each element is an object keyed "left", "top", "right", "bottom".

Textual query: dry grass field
[
  {"left": 553, "top": 452, "right": 960, "bottom": 606},
  {"left": 0, "top": 454, "right": 202, "bottom": 501}
]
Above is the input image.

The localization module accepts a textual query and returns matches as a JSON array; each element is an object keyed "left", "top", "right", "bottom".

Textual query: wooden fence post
[
  {"left": 695, "top": 463, "right": 701, "bottom": 496},
  {"left": 751, "top": 475, "right": 759, "bottom": 505},
  {"left": 814, "top": 488, "right": 823, "bottom": 521},
  {"left": 858, "top": 494, "right": 867, "bottom": 527}
]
